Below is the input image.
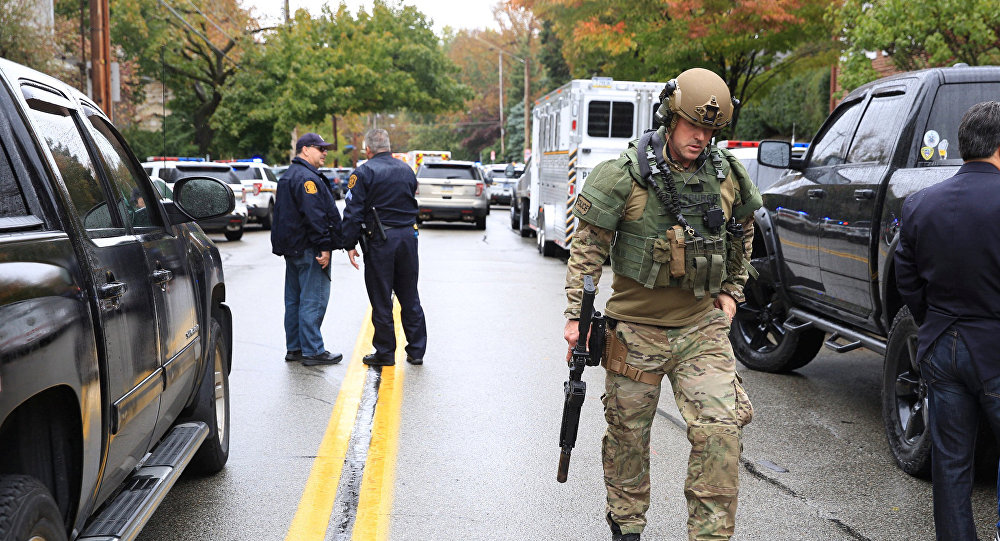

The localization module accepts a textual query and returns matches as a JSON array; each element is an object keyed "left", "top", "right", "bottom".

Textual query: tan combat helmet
[{"left": 655, "top": 68, "right": 736, "bottom": 129}]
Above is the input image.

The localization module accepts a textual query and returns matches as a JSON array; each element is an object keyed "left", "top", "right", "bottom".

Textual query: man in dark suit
[
  {"left": 342, "top": 129, "right": 427, "bottom": 367},
  {"left": 895, "top": 100, "right": 1000, "bottom": 541}
]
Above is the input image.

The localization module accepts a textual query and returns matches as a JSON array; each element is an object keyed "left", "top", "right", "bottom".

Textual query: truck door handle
[
  {"left": 807, "top": 189, "right": 825, "bottom": 199},
  {"left": 854, "top": 189, "right": 875, "bottom": 200},
  {"left": 99, "top": 281, "right": 127, "bottom": 300},
  {"left": 152, "top": 268, "right": 173, "bottom": 285}
]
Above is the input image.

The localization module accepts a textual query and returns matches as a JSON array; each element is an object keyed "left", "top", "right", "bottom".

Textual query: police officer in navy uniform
[
  {"left": 272, "top": 132, "right": 345, "bottom": 366},
  {"left": 343, "top": 129, "right": 427, "bottom": 366}
]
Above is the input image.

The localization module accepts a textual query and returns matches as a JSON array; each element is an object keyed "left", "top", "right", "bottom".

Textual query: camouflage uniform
[{"left": 565, "top": 138, "right": 758, "bottom": 540}]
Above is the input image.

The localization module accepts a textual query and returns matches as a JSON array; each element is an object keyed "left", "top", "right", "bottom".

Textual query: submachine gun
[{"left": 557, "top": 274, "right": 606, "bottom": 483}]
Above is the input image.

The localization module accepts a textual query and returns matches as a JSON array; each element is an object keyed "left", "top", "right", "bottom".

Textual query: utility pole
[
  {"left": 498, "top": 52, "right": 505, "bottom": 157},
  {"left": 89, "top": 0, "right": 112, "bottom": 119}
]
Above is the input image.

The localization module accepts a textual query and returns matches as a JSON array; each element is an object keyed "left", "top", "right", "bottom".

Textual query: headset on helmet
[{"left": 655, "top": 68, "right": 739, "bottom": 130}]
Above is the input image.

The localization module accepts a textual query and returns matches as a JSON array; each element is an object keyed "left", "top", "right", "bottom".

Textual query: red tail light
[
  {"left": 415, "top": 184, "right": 420, "bottom": 195},
  {"left": 253, "top": 182, "right": 262, "bottom": 196},
  {"left": 476, "top": 182, "right": 484, "bottom": 197}
]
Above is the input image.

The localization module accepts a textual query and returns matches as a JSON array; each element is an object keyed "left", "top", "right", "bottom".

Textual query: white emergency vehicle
[{"left": 522, "top": 77, "right": 667, "bottom": 257}]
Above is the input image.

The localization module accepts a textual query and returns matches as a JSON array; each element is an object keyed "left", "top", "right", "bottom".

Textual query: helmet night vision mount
[{"left": 654, "top": 68, "right": 740, "bottom": 130}]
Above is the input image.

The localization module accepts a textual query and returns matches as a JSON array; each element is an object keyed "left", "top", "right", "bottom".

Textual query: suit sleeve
[
  {"left": 341, "top": 168, "right": 369, "bottom": 249},
  {"left": 894, "top": 194, "right": 927, "bottom": 325}
]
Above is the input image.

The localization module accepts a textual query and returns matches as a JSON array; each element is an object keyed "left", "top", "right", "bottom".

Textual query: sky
[{"left": 245, "top": 0, "right": 502, "bottom": 33}]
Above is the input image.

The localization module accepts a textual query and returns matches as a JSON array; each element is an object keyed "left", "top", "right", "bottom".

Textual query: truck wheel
[
  {"left": 730, "top": 278, "right": 825, "bottom": 372},
  {"left": 224, "top": 225, "right": 244, "bottom": 242},
  {"left": 189, "top": 319, "right": 231, "bottom": 475},
  {"left": 519, "top": 203, "right": 532, "bottom": 238},
  {"left": 509, "top": 204, "right": 519, "bottom": 230},
  {"left": 537, "top": 214, "right": 556, "bottom": 257},
  {"left": 260, "top": 201, "right": 274, "bottom": 230},
  {"left": 0, "top": 475, "right": 67, "bottom": 541},
  {"left": 881, "top": 306, "right": 931, "bottom": 477}
]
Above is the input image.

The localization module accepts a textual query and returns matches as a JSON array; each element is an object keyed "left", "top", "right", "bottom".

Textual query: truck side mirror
[
  {"left": 758, "top": 140, "right": 791, "bottom": 169},
  {"left": 170, "top": 176, "right": 235, "bottom": 223}
]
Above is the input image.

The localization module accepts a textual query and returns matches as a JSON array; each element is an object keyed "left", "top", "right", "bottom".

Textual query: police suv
[{"left": 142, "top": 158, "right": 249, "bottom": 240}]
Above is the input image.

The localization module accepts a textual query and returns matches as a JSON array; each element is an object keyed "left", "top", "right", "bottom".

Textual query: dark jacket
[
  {"left": 342, "top": 151, "right": 418, "bottom": 248},
  {"left": 895, "top": 161, "right": 1000, "bottom": 380},
  {"left": 271, "top": 156, "right": 343, "bottom": 256}
]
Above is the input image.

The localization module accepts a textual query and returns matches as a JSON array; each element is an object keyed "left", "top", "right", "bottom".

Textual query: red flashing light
[{"left": 572, "top": 120, "right": 577, "bottom": 131}]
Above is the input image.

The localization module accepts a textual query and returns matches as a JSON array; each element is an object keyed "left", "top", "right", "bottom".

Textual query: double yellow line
[{"left": 284, "top": 304, "right": 406, "bottom": 541}]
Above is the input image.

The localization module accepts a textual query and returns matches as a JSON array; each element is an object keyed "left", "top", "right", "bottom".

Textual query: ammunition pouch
[{"left": 601, "top": 327, "right": 663, "bottom": 385}]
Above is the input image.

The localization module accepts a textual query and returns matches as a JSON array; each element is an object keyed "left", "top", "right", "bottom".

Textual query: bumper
[
  {"left": 417, "top": 203, "right": 488, "bottom": 222},
  {"left": 198, "top": 213, "right": 246, "bottom": 233}
]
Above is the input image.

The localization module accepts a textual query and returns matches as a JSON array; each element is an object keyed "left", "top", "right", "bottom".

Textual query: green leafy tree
[
  {"left": 212, "top": 2, "right": 469, "bottom": 161},
  {"left": 736, "top": 67, "right": 829, "bottom": 141},
  {"left": 1, "top": 0, "right": 66, "bottom": 74},
  {"left": 538, "top": 20, "right": 570, "bottom": 93},
  {"left": 831, "top": 0, "right": 1000, "bottom": 91},
  {"left": 111, "top": 0, "right": 256, "bottom": 154}
]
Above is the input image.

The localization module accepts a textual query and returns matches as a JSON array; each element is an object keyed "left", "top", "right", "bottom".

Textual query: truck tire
[
  {"left": 260, "top": 201, "right": 274, "bottom": 230},
  {"left": 730, "top": 278, "right": 825, "bottom": 372},
  {"left": 519, "top": 203, "right": 532, "bottom": 238},
  {"left": 0, "top": 475, "right": 67, "bottom": 541},
  {"left": 537, "top": 214, "right": 556, "bottom": 257},
  {"left": 509, "top": 203, "right": 519, "bottom": 230},
  {"left": 224, "top": 225, "right": 244, "bottom": 242},
  {"left": 188, "top": 319, "right": 231, "bottom": 475},
  {"left": 881, "top": 306, "right": 931, "bottom": 477}
]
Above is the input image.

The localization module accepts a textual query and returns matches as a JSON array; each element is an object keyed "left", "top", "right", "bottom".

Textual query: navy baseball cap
[{"left": 296, "top": 132, "right": 334, "bottom": 152}]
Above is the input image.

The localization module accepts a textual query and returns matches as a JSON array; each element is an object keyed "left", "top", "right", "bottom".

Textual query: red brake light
[{"left": 476, "top": 183, "right": 484, "bottom": 197}]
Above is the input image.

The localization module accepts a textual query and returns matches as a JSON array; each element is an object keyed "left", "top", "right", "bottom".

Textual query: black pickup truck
[
  {"left": 0, "top": 58, "right": 235, "bottom": 539},
  {"left": 731, "top": 64, "right": 1000, "bottom": 476}
]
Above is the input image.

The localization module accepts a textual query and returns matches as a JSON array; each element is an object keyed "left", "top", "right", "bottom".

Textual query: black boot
[{"left": 608, "top": 512, "right": 641, "bottom": 541}]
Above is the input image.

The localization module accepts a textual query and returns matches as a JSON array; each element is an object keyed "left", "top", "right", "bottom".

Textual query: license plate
[{"left": 440, "top": 186, "right": 453, "bottom": 194}]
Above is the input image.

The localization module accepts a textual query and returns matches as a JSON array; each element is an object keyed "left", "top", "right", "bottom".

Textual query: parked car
[
  {"left": 415, "top": 160, "right": 490, "bottom": 229},
  {"left": 486, "top": 163, "right": 523, "bottom": 205},
  {"left": 271, "top": 164, "right": 289, "bottom": 179},
  {"left": 224, "top": 159, "right": 278, "bottom": 229},
  {"left": 317, "top": 167, "right": 343, "bottom": 200},
  {"left": 0, "top": 56, "right": 234, "bottom": 540},
  {"left": 142, "top": 158, "right": 248, "bottom": 241},
  {"left": 335, "top": 167, "right": 354, "bottom": 194}
]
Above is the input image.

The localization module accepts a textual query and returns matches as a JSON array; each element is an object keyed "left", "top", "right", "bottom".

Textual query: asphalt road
[{"left": 136, "top": 205, "right": 998, "bottom": 541}]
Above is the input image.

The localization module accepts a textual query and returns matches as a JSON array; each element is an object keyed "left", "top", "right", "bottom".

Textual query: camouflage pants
[{"left": 602, "top": 309, "right": 752, "bottom": 540}]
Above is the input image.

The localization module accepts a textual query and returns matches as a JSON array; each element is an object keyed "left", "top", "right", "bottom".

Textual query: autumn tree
[
  {"left": 516, "top": 0, "right": 837, "bottom": 134},
  {"left": 831, "top": 0, "right": 1000, "bottom": 91}
]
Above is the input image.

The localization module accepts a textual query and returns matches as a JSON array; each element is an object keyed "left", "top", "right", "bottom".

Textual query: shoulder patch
[
  {"left": 348, "top": 174, "right": 358, "bottom": 189},
  {"left": 574, "top": 195, "right": 592, "bottom": 215},
  {"left": 304, "top": 180, "right": 318, "bottom": 194}
]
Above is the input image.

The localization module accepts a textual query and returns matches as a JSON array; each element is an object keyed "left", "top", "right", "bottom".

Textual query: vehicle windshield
[
  {"left": 418, "top": 164, "right": 476, "bottom": 179},
  {"left": 176, "top": 168, "right": 238, "bottom": 184}
]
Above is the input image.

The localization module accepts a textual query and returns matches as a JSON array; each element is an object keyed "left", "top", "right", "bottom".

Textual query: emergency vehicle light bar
[{"left": 146, "top": 156, "right": 205, "bottom": 162}]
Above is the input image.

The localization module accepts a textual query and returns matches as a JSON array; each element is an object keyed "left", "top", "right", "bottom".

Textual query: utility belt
[{"left": 600, "top": 318, "right": 664, "bottom": 385}]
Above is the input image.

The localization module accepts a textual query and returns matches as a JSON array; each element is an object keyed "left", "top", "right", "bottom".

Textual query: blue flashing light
[{"left": 793, "top": 143, "right": 809, "bottom": 148}]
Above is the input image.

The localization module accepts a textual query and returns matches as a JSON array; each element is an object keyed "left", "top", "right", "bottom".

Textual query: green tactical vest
[{"left": 606, "top": 137, "right": 757, "bottom": 297}]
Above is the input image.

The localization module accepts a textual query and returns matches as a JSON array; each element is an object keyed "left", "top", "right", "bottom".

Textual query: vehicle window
[
  {"left": 25, "top": 99, "right": 119, "bottom": 236},
  {"left": 808, "top": 99, "right": 863, "bottom": 169},
  {"left": 143, "top": 166, "right": 152, "bottom": 176},
  {"left": 847, "top": 93, "right": 907, "bottom": 165},
  {"left": 83, "top": 109, "right": 161, "bottom": 229},
  {"left": 587, "top": 101, "right": 635, "bottom": 138},
  {"left": 0, "top": 143, "right": 30, "bottom": 219},
  {"left": 418, "top": 165, "right": 475, "bottom": 179},
  {"left": 923, "top": 82, "right": 1000, "bottom": 164},
  {"left": 264, "top": 167, "right": 277, "bottom": 182},
  {"left": 175, "top": 167, "right": 235, "bottom": 183},
  {"left": 231, "top": 167, "right": 261, "bottom": 181}
]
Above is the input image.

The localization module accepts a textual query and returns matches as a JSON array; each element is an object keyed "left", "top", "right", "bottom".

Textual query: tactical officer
[
  {"left": 562, "top": 68, "right": 761, "bottom": 541},
  {"left": 272, "top": 132, "right": 344, "bottom": 366},
  {"left": 343, "top": 129, "right": 427, "bottom": 366}
]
